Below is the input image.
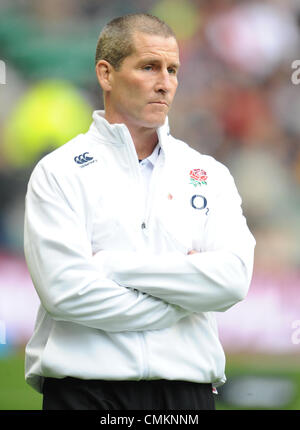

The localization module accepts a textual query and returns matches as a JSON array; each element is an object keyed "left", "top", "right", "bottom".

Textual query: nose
[{"left": 155, "top": 69, "right": 174, "bottom": 94}]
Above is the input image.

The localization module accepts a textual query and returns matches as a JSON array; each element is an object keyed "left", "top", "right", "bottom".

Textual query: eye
[
  {"left": 143, "top": 65, "right": 153, "bottom": 71},
  {"left": 168, "top": 67, "right": 177, "bottom": 75}
]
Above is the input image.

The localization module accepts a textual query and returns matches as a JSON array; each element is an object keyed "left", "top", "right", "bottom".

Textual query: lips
[{"left": 149, "top": 101, "right": 169, "bottom": 106}]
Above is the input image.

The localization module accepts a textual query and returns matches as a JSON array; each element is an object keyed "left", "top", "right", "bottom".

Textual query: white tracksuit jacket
[{"left": 24, "top": 110, "right": 255, "bottom": 393}]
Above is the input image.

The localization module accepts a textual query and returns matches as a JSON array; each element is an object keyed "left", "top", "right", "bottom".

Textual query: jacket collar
[
  {"left": 89, "top": 110, "right": 170, "bottom": 150},
  {"left": 139, "top": 143, "right": 161, "bottom": 166}
]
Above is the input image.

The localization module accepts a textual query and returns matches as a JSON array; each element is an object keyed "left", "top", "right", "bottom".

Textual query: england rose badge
[{"left": 189, "top": 169, "right": 207, "bottom": 187}]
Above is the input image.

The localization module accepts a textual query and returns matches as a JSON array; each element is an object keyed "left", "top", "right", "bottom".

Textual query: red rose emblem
[{"left": 190, "top": 169, "right": 207, "bottom": 182}]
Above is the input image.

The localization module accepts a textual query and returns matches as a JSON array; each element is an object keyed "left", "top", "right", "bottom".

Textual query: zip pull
[{"left": 141, "top": 222, "right": 146, "bottom": 229}]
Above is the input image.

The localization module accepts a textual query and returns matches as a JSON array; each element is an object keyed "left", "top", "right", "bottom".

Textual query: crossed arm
[
  {"left": 24, "top": 162, "right": 255, "bottom": 332},
  {"left": 24, "top": 163, "right": 190, "bottom": 333},
  {"left": 92, "top": 167, "right": 255, "bottom": 315}
]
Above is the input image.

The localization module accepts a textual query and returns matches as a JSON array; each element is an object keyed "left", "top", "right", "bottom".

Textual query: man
[{"left": 24, "top": 13, "right": 255, "bottom": 410}]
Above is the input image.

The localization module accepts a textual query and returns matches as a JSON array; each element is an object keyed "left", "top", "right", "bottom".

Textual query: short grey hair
[{"left": 95, "top": 13, "right": 176, "bottom": 70}]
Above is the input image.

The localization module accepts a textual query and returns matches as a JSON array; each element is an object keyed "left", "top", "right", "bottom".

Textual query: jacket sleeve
[
  {"left": 24, "top": 161, "right": 190, "bottom": 332},
  {"left": 96, "top": 165, "right": 256, "bottom": 313}
]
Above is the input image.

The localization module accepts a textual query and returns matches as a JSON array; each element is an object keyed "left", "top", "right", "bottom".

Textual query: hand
[{"left": 187, "top": 249, "right": 199, "bottom": 255}]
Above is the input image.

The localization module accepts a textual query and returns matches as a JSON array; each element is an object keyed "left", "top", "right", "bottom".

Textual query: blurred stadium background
[{"left": 0, "top": 0, "right": 300, "bottom": 410}]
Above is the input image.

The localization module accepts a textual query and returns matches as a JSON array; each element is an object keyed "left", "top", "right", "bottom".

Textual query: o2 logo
[
  {"left": 191, "top": 195, "right": 209, "bottom": 214},
  {"left": 291, "top": 60, "right": 300, "bottom": 85}
]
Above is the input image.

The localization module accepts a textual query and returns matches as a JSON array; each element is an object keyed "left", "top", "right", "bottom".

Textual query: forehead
[{"left": 130, "top": 32, "right": 179, "bottom": 62}]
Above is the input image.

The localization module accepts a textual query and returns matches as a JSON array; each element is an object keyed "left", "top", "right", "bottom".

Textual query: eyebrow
[{"left": 138, "top": 57, "right": 180, "bottom": 69}]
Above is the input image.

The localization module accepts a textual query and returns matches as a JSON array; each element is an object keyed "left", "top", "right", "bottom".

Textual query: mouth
[{"left": 149, "top": 101, "right": 169, "bottom": 107}]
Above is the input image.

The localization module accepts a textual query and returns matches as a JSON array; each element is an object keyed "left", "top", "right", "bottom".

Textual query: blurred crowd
[{"left": 0, "top": 0, "right": 300, "bottom": 278}]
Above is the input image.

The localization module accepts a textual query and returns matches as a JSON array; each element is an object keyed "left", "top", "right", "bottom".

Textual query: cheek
[
  {"left": 112, "top": 85, "right": 139, "bottom": 111},
  {"left": 171, "top": 80, "right": 178, "bottom": 96},
  {"left": 131, "top": 79, "right": 151, "bottom": 96},
  {"left": 123, "top": 79, "right": 147, "bottom": 103}
]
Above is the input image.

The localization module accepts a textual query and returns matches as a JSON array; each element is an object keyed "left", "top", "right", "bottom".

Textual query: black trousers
[{"left": 43, "top": 377, "right": 215, "bottom": 410}]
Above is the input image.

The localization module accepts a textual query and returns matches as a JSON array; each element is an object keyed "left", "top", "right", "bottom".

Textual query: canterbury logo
[{"left": 74, "top": 152, "right": 93, "bottom": 164}]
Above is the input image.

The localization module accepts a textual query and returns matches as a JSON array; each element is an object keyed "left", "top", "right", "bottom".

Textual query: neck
[
  {"left": 127, "top": 125, "right": 158, "bottom": 160},
  {"left": 104, "top": 109, "right": 159, "bottom": 160}
]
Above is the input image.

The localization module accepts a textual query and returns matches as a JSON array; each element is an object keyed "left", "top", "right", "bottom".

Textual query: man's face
[{"left": 107, "top": 32, "right": 180, "bottom": 129}]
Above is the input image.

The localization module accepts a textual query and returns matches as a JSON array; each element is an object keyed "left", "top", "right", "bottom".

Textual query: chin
[{"left": 141, "top": 114, "right": 167, "bottom": 129}]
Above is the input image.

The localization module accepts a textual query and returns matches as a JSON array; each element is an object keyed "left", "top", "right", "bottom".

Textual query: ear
[{"left": 95, "top": 60, "right": 114, "bottom": 92}]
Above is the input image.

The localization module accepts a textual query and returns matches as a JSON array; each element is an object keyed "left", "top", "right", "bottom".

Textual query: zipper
[
  {"left": 122, "top": 129, "right": 146, "bottom": 227},
  {"left": 121, "top": 126, "right": 164, "bottom": 233},
  {"left": 120, "top": 126, "right": 150, "bottom": 379},
  {"left": 143, "top": 152, "right": 164, "bottom": 232}
]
